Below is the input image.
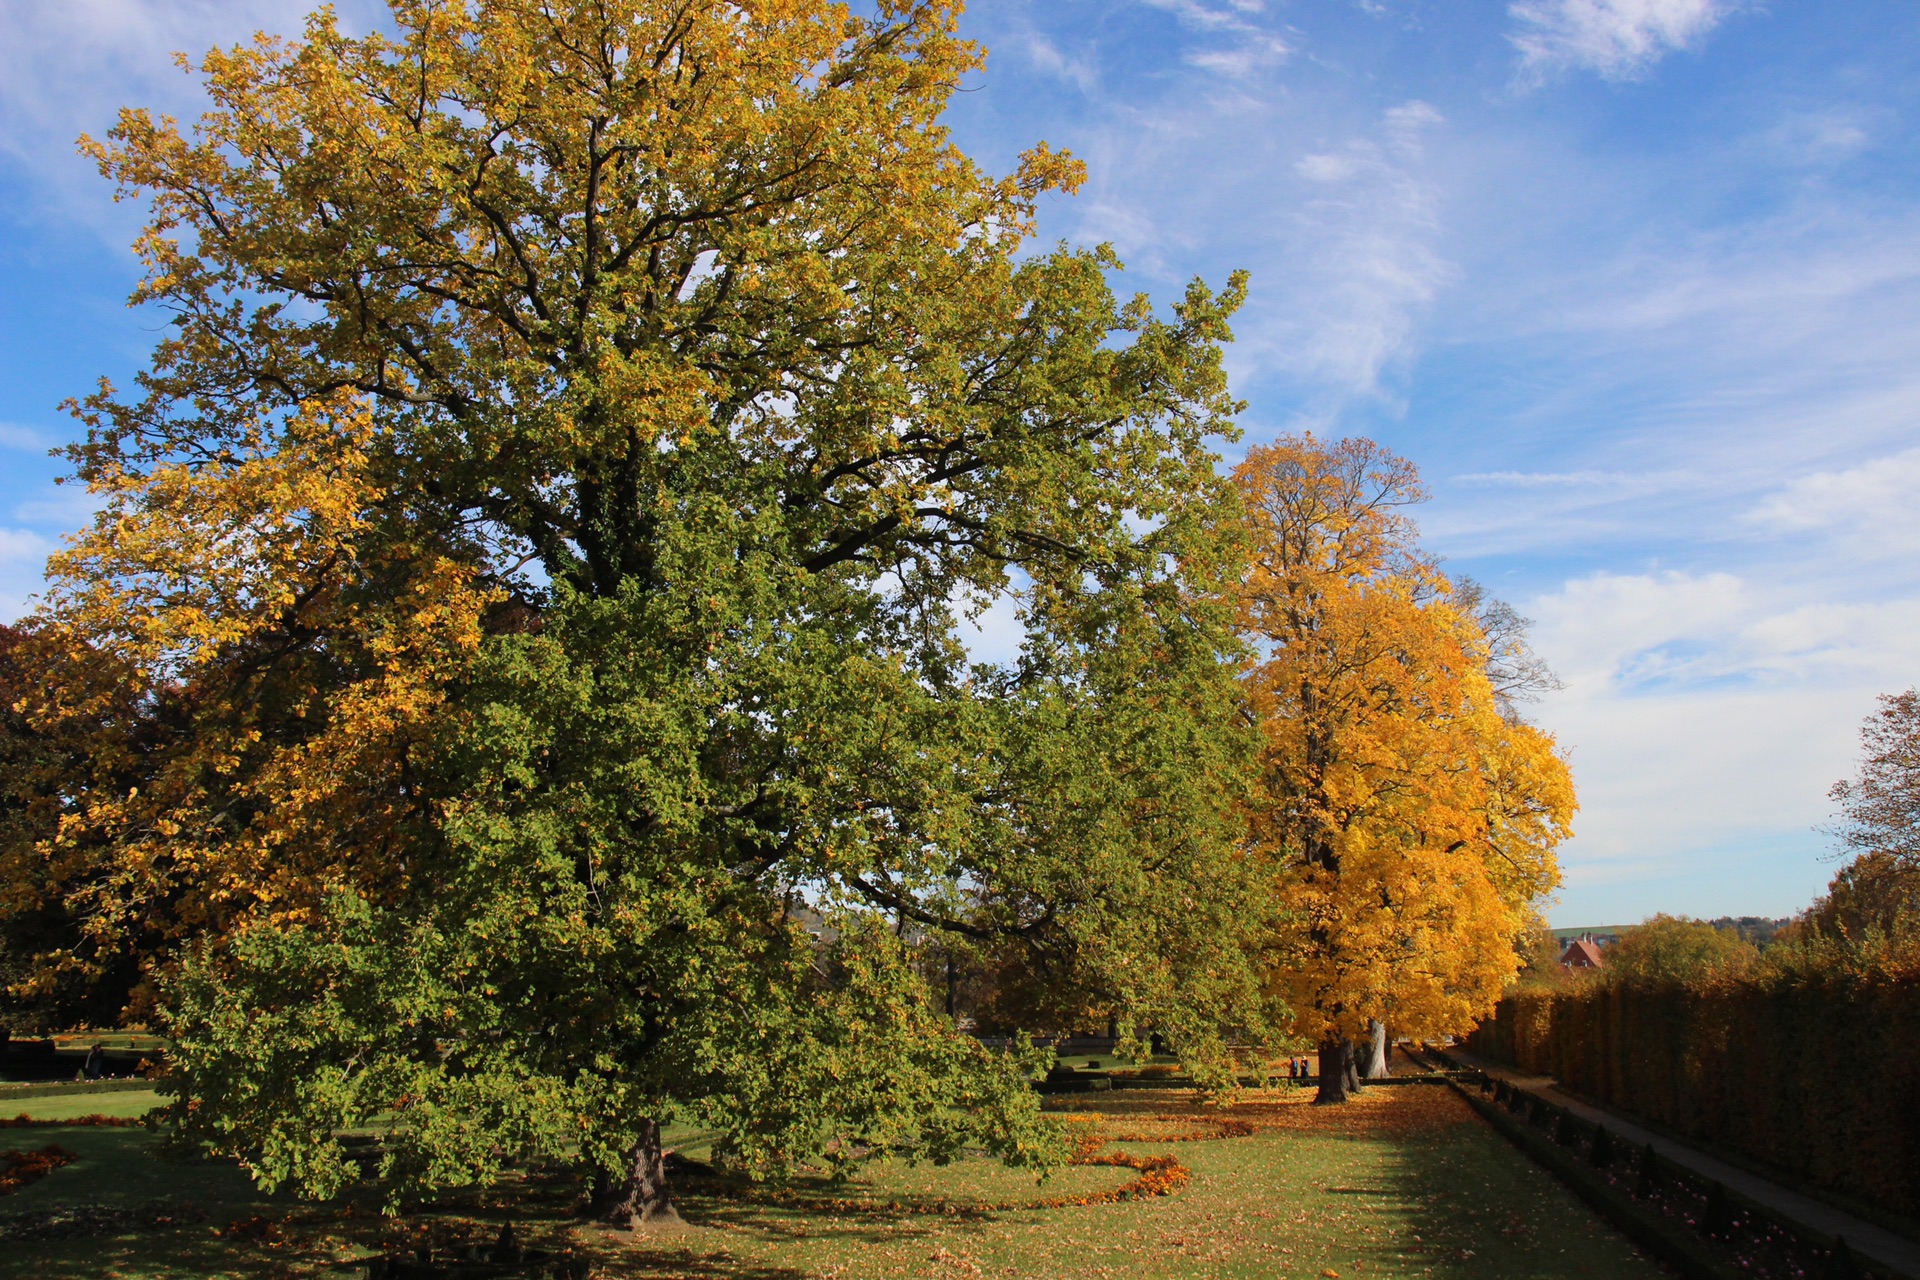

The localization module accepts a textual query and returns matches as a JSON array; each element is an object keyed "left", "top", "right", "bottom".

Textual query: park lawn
[
  {"left": 2, "top": 1088, "right": 164, "bottom": 1122},
  {"left": 1, "top": 1082, "right": 1670, "bottom": 1279}
]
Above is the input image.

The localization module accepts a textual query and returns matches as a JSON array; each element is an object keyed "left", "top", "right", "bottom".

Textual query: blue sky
[{"left": 3, "top": 1, "right": 1918, "bottom": 925}]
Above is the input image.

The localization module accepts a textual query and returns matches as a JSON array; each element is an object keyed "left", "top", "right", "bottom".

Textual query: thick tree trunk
[
  {"left": 588, "top": 1119, "right": 681, "bottom": 1230},
  {"left": 1314, "top": 1038, "right": 1357, "bottom": 1104},
  {"left": 1364, "top": 1020, "right": 1392, "bottom": 1079}
]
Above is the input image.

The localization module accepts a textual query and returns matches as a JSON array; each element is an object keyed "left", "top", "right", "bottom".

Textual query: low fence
[{"left": 1469, "top": 976, "right": 1920, "bottom": 1222}]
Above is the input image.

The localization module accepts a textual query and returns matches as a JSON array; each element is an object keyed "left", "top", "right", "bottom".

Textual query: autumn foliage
[
  {"left": 0, "top": 0, "right": 1275, "bottom": 1221},
  {"left": 1470, "top": 940, "right": 1920, "bottom": 1221},
  {"left": 0, "top": 1144, "right": 76, "bottom": 1196},
  {"left": 1233, "top": 437, "right": 1572, "bottom": 1095}
]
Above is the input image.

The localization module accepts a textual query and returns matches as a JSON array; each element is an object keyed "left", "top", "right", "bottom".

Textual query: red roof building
[{"left": 1560, "top": 937, "right": 1606, "bottom": 971}]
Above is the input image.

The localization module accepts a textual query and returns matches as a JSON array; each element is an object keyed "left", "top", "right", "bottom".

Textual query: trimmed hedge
[{"left": 1468, "top": 965, "right": 1920, "bottom": 1221}]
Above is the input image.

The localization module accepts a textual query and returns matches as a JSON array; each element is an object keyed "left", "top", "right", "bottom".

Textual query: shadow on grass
[
  {"left": 590, "top": 1250, "right": 811, "bottom": 1280},
  {"left": 671, "top": 1173, "right": 984, "bottom": 1247},
  {"left": 1348, "top": 1088, "right": 1663, "bottom": 1278}
]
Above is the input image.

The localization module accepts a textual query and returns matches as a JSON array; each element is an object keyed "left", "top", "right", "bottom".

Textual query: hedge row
[{"left": 1468, "top": 967, "right": 1920, "bottom": 1221}]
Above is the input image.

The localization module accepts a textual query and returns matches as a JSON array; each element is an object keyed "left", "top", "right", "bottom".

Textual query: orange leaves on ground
[
  {"left": 0, "top": 1112, "right": 144, "bottom": 1128},
  {"left": 0, "top": 1144, "right": 76, "bottom": 1195},
  {"left": 1060, "top": 1084, "right": 1471, "bottom": 1143}
]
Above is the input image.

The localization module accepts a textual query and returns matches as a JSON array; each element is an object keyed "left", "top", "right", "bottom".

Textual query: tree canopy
[
  {"left": 1231, "top": 436, "right": 1572, "bottom": 1100},
  {"left": 1829, "top": 689, "right": 1920, "bottom": 867},
  {"left": 1600, "top": 916, "right": 1758, "bottom": 985},
  {"left": 1807, "top": 689, "right": 1920, "bottom": 943},
  {"left": 7, "top": 0, "right": 1269, "bottom": 1223}
]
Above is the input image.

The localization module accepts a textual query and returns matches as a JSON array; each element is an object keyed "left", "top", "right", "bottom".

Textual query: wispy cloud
[
  {"left": 1509, "top": 0, "right": 1742, "bottom": 82},
  {"left": 1140, "top": 0, "right": 1292, "bottom": 76},
  {"left": 1008, "top": 23, "right": 1100, "bottom": 95},
  {"left": 14, "top": 485, "right": 105, "bottom": 531},
  {"left": 1245, "top": 100, "right": 1455, "bottom": 414},
  {"left": 0, "top": 423, "right": 53, "bottom": 453},
  {"left": 1749, "top": 448, "right": 1920, "bottom": 557},
  {"left": 1455, "top": 469, "right": 1643, "bottom": 488},
  {"left": 1755, "top": 108, "right": 1875, "bottom": 167},
  {"left": 0, "top": 0, "right": 383, "bottom": 232},
  {"left": 1521, "top": 569, "right": 1920, "bottom": 916}
]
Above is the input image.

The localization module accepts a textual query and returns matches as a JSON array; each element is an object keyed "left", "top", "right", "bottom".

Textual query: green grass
[
  {"left": 0, "top": 1082, "right": 1670, "bottom": 1279},
  {"left": 2, "top": 1089, "right": 163, "bottom": 1122}
]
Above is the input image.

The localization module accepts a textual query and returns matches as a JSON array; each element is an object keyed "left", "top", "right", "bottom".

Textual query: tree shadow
[{"left": 1353, "top": 1085, "right": 1667, "bottom": 1278}]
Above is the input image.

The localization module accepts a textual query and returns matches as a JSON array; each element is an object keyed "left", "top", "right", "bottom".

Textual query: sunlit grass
[
  {"left": 1, "top": 1082, "right": 1669, "bottom": 1279},
  {"left": 1, "top": 1089, "right": 163, "bottom": 1123}
]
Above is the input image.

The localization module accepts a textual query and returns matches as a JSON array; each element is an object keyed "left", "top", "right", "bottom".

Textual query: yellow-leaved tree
[
  {"left": 1234, "top": 436, "right": 1573, "bottom": 1101},
  {"left": 4, "top": 0, "right": 1272, "bottom": 1225}
]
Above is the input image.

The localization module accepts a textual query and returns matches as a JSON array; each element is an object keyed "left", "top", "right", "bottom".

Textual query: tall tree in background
[
  {"left": 1816, "top": 689, "right": 1920, "bottom": 938},
  {"left": 1234, "top": 436, "right": 1572, "bottom": 1103},
  {"left": 1829, "top": 689, "right": 1920, "bottom": 865},
  {"left": 8, "top": 0, "right": 1265, "bottom": 1224}
]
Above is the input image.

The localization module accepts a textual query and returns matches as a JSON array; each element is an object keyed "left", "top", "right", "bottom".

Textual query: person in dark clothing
[{"left": 83, "top": 1043, "right": 106, "bottom": 1080}]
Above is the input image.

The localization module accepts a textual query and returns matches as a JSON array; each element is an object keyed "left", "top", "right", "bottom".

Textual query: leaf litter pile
[{"left": 0, "top": 1146, "right": 75, "bottom": 1197}]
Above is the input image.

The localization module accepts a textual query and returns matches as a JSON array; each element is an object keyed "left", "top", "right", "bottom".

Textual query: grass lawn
[
  {"left": 2, "top": 1089, "right": 164, "bottom": 1122},
  {"left": 0, "top": 1081, "right": 1670, "bottom": 1279}
]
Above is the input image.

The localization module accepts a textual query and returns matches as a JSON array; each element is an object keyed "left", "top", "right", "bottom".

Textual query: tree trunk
[
  {"left": 588, "top": 1119, "right": 681, "bottom": 1230},
  {"left": 1314, "top": 1038, "right": 1356, "bottom": 1104},
  {"left": 1364, "top": 1020, "right": 1392, "bottom": 1079}
]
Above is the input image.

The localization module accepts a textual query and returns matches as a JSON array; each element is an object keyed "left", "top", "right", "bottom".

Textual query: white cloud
[
  {"left": 953, "top": 591, "right": 1028, "bottom": 668},
  {"left": 1756, "top": 108, "right": 1874, "bottom": 167},
  {"left": 1509, "top": 0, "right": 1739, "bottom": 82},
  {"left": 1531, "top": 569, "right": 1746, "bottom": 686},
  {"left": 0, "top": 527, "right": 56, "bottom": 621},
  {"left": 1749, "top": 448, "right": 1920, "bottom": 556},
  {"left": 0, "top": 423, "right": 53, "bottom": 453},
  {"left": 1247, "top": 102, "right": 1455, "bottom": 411},
  {"left": 1139, "top": 0, "right": 1292, "bottom": 76},
  {"left": 0, "top": 529, "right": 55, "bottom": 565},
  {"left": 1522, "top": 569, "right": 1920, "bottom": 918},
  {"left": 1013, "top": 25, "right": 1100, "bottom": 95},
  {"left": 1382, "top": 100, "right": 1444, "bottom": 151},
  {"left": 1533, "top": 570, "right": 1920, "bottom": 691},
  {"left": 1454, "top": 469, "right": 1642, "bottom": 488},
  {"left": 0, "top": 0, "right": 383, "bottom": 232},
  {"left": 14, "top": 485, "right": 106, "bottom": 531}
]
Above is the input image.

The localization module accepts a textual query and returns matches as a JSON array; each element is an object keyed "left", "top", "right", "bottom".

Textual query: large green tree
[{"left": 11, "top": 0, "right": 1269, "bottom": 1225}]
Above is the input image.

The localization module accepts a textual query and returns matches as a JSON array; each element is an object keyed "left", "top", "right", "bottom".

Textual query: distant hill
[
  {"left": 1551, "top": 917, "right": 1793, "bottom": 948},
  {"left": 1551, "top": 925, "right": 1630, "bottom": 943}
]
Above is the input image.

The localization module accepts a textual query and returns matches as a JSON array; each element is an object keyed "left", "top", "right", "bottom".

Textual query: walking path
[{"left": 1442, "top": 1047, "right": 1920, "bottom": 1279}]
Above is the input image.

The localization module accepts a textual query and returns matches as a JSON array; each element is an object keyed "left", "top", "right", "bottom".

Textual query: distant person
[{"left": 83, "top": 1043, "right": 106, "bottom": 1080}]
